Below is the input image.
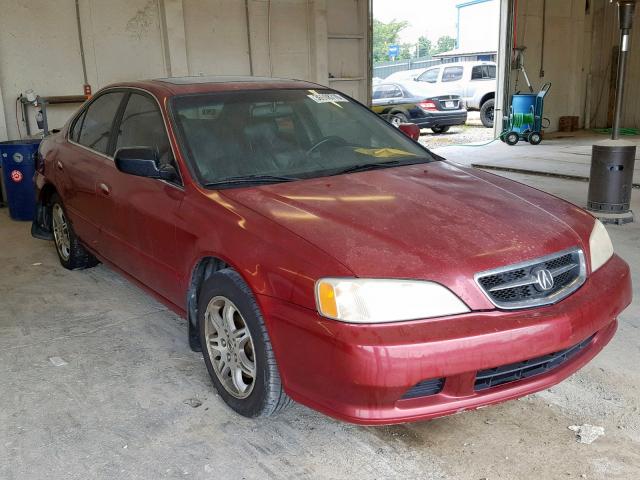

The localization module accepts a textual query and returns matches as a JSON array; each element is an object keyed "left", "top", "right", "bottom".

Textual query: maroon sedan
[{"left": 32, "top": 77, "right": 631, "bottom": 425}]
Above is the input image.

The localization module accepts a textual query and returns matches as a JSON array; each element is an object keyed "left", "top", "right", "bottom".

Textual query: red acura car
[{"left": 32, "top": 77, "right": 631, "bottom": 425}]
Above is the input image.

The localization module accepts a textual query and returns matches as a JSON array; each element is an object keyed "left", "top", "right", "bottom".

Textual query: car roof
[
  {"left": 439, "top": 61, "right": 496, "bottom": 68},
  {"left": 101, "top": 76, "right": 324, "bottom": 97}
]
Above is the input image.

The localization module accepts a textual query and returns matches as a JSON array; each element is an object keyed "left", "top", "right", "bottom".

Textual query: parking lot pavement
[{"left": 0, "top": 173, "right": 638, "bottom": 480}]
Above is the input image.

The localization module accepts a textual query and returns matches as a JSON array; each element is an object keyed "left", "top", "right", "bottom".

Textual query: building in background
[{"left": 435, "top": 0, "right": 499, "bottom": 63}]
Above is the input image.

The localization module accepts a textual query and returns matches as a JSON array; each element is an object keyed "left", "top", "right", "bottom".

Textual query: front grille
[
  {"left": 474, "top": 334, "right": 595, "bottom": 391},
  {"left": 401, "top": 378, "right": 445, "bottom": 399},
  {"left": 475, "top": 248, "right": 586, "bottom": 309}
]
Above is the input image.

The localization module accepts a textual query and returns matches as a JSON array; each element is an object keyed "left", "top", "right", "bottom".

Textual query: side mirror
[
  {"left": 114, "top": 147, "right": 176, "bottom": 181},
  {"left": 398, "top": 123, "right": 420, "bottom": 141}
]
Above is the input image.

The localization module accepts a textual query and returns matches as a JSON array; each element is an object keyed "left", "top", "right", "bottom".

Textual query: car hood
[{"left": 222, "top": 161, "right": 590, "bottom": 310}]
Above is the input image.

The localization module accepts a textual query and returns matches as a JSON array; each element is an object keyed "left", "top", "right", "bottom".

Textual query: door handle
[
  {"left": 56, "top": 161, "right": 63, "bottom": 171},
  {"left": 98, "top": 183, "right": 111, "bottom": 196}
]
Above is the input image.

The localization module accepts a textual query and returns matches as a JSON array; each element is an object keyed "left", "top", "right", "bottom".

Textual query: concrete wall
[
  {"left": 589, "top": 0, "right": 640, "bottom": 130},
  {"left": 0, "top": 0, "right": 369, "bottom": 141},
  {"left": 513, "top": 0, "right": 639, "bottom": 132}
]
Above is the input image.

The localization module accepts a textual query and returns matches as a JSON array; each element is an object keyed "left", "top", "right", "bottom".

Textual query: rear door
[
  {"left": 97, "top": 90, "right": 185, "bottom": 305},
  {"left": 64, "top": 91, "right": 127, "bottom": 250},
  {"left": 439, "top": 65, "right": 465, "bottom": 97},
  {"left": 465, "top": 64, "right": 496, "bottom": 105}
]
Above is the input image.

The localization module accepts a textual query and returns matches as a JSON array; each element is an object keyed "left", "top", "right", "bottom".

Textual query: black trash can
[
  {"left": 0, "top": 139, "right": 41, "bottom": 221},
  {"left": 587, "top": 140, "right": 636, "bottom": 213}
]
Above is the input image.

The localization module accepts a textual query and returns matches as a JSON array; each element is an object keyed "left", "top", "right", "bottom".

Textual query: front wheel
[
  {"left": 50, "top": 194, "right": 98, "bottom": 270},
  {"left": 504, "top": 132, "right": 520, "bottom": 146},
  {"left": 431, "top": 126, "right": 451, "bottom": 134},
  {"left": 199, "top": 269, "right": 292, "bottom": 417},
  {"left": 480, "top": 99, "right": 495, "bottom": 128}
]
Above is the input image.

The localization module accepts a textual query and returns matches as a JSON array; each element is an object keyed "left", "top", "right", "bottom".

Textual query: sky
[{"left": 372, "top": 0, "right": 460, "bottom": 44}]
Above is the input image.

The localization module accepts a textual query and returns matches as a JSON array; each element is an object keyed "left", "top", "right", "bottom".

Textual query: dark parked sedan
[{"left": 371, "top": 82, "right": 467, "bottom": 133}]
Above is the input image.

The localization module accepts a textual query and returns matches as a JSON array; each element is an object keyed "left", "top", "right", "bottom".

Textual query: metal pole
[{"left": 612, "top": 0, "right": 635, "bottom": 140}]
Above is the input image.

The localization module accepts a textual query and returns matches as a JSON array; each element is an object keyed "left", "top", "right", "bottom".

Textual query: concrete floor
[{"left": 1, "top": 139, "right": 639, "bottom": 479}]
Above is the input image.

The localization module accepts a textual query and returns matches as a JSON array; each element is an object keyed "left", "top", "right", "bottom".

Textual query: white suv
[{"left": 413, "top": 61, "right": 496, "bottom": 128}]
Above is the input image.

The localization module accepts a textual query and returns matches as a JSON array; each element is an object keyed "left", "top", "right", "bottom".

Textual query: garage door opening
[{"left": 371, "top": 0, "right": 502, "bottom": 148}]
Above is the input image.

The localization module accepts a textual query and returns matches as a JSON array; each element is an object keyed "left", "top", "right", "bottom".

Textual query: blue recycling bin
[{"left": 0, "top": 139, "right": 41, "bottom": 221}]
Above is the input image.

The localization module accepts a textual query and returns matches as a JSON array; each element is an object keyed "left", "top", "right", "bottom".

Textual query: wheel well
[
  {"left": 186, "top": 256, "right": 229, "bottom": 351},
  {"left": 187, "top": 257, "right": 228, "bottom": 326},
  {"left": 40, "top": 183, "right": 58, "bottom": 205},
  {"left": 480, "top": 92, "right": 495, "bottom": 107}
]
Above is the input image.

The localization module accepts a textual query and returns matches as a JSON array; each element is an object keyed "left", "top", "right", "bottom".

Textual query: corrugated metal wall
[{"left": 0, "top": 0, "right": 370, "bottom": 141}]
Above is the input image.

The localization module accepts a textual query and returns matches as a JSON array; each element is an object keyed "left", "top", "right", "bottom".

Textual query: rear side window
[
  {"left": 69, "top": 110, "right": 86, "bottom": 142},
  {"left": 115, "top": 93, "right": 172, "bottom": 165},
  {"left": 471, "top": 65, "right": 497, "bottom": 80},
  {"left": 77, "top": 92, "right": 125, "bottom": 154},
  {"left": 442, "top": 66, "right": 464, "bottom": 82},
  {"left": 417, "top": 68, "right": 439, "bottom": 83},
  {"left": 373, "top": 85, "right": 403, "bottom": 99}
]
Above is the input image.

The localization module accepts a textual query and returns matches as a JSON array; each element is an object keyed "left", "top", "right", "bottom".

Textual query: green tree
[
  {"left": 431, "top": 35, "right": 457, "bottom": 55},
  {"left": 399, "top": 43, "right": 414, "bottom": 60},
  {"left": 417, "top": 36, "right": 432, "bottom": 58},
  {"left": 372, "top": 18, "right": 409, "bottom": 62}
]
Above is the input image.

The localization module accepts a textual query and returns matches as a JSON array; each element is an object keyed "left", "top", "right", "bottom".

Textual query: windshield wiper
[
  {"left": 336, "top": 157, "right": 433, "bottom": 175},
  {"left": 204, "top": 174, "right": 300, "bottom": 188}
]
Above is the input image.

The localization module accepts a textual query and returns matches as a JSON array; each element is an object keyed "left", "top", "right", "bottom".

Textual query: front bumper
[{"left": 259, "top": 254, "right": 631, "bottom": 425}]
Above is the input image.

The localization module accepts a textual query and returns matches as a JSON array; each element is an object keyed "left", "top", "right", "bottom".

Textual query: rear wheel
[
  {"left": 480, "top": 99, "right": 495, "bottom": 128},
  {"left": 390, "top": 112, "right": 409, "bottom": 127},
  {"left": 431, "top": 126, "right": 450, "bottom": 134},
  {"left": 199, "top": 269, "right": 292, "bottom": 417},
  {"left": 528, "top": 132, "right": 542, "bottom": 145},
  {"left": 50, "top": 194, "right": 98, "bottom": 270}
]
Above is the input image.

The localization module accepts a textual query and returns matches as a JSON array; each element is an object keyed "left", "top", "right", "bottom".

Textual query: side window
[
  {"left": 70, "top": 110, "right": 87, "bottom": 142},
  {"left": 471, "top": 66, "right": 483, "bottom": 80},
  {"left": 77, "top": 92, "right": 125, "bottom": 154},
  {"left": 418, "top": 68, "right": 439, "bottom": 83},
  {"left": 115, "top": 93, "right": 174, "bottom": 170},
  {"left": 388, "top": 86, "right": 403, "bottom": 98},
  {"left": 442, "top": 66, "right": 464, "bottom": 82},
  {"left": 486, "top": 65, "right": 497, "bottom": 79},
  {"left": 373, "top": 85, "right": 399, "bottom": 100}
]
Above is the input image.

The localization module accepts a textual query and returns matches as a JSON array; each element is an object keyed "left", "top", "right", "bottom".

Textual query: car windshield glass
[{"left": 171, "top": 89, "right": 432, "bottom": 187}]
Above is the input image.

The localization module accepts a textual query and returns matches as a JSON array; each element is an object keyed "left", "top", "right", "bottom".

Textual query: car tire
[
  {"left": 50, "top": 194, "right": 99, "bottom": 270},
  {"left": 390, "top": 112, "right": 409, "bottom": 127},
  {"left": 505, "top": 132, "right": 520, "bottom": 146},
  {"left": 480, "top": 99, "right": 495, "bottom": 128},
  {"left": 528, "top": 132, "right": 542, "bottom": 145},
  {"left": 198, "top": 268, "right": 292, "bottom": 418},
  {"left": 431, "top": 126, "right": 450, "bottom": 134}
]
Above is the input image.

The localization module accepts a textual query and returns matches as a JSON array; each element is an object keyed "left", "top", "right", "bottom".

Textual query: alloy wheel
[
  {"left": 52, "top": 204, "right": 71, "bottom": 261},
  {"left": 204, "top": 296, "right": 257, "bottom": 399}
]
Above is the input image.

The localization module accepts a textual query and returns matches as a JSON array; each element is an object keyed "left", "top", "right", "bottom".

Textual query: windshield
[{"left": 171, "top": 88, "right": 433, "bottom": 187}]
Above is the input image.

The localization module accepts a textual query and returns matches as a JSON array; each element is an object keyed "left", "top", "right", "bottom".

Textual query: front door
[{"left": 96, "top": 91, "right": 185, "bottom": 306}]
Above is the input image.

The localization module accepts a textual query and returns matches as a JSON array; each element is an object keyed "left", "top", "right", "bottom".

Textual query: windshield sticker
[
  {"left": 307, "top": 93, "right": 348, "bottom": 104},
  {"left": 354, "top": 148, "right": 418, "bottom": 158}
]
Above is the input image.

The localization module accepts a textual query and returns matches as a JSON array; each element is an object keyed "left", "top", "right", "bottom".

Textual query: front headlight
[
  {"left": 315, "top": 278, "right": 469, "bottom": 323},
  {"left": 589, "top": 219, "right": 614, "bottom": 272}
]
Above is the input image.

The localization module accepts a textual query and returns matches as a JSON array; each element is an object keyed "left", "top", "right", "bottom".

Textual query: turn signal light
[{"left": 316, "top": 281, "right": 338, "bottom": 318}]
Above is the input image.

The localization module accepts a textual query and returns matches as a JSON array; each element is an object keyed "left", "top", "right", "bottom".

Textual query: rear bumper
[
  {"left": 260, "top": 254, "right": 631, "bottom": 425},
  {"left": 412, "top": 110, "right": 467, "bottom": 128}
]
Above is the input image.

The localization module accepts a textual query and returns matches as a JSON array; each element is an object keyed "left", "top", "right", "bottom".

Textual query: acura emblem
[{"left": 535, "top": 269, "right": 554, "bottom": 291}]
